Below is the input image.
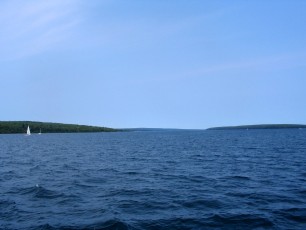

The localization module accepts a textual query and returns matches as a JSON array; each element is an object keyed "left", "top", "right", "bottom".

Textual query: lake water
[{"left": 1, "top": 130, "right": 306, "bottom": 229}]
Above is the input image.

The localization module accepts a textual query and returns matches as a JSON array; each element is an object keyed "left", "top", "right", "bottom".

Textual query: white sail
[
  {"left": 26, "top": 126, "right": 31, "bottom": 135},
  {"left": 38, "top": 128, "right": 41, "bottom": 135}
]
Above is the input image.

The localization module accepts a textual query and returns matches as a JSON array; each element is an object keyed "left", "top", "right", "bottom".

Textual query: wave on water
[
  {"left": 273, "top": 208, "right": 306, "bottom": 223},
  {"left": 14, "top": 185, "right": 64, "bottom": 199},
  {"left": 9, "top": 216, "right": 275, "bottom": 230},
  {"left": 134, "top": 215, "right": 274, "bottom": 230},
  {"left": 29, "top": 220, "right": 130, "bottom": 230},
  {"left": 182, "top": 199, "right": 223, "bottom": 209},
  {"left": 220, "top": 175, "right": 251, "bottom": 181},
  {"left": 1, "top": 130, "right": 306, "bottom": 229}
]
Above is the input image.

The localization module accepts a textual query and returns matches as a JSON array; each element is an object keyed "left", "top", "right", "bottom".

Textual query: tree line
[{"left": 0, "top": 121, "right": 118, "bottom": 134}]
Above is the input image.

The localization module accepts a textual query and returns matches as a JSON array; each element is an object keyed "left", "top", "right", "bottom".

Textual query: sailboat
[
  {"left": 26, "top": 126, "right": 31, "bottom": 136},
  {"left": 38, "top": 129, "right": 42, "bottom": 135}
]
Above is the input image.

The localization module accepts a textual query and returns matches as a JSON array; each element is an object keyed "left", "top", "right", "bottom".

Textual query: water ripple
[{"left": 0, "top": 130, "right": 306, "bottom": 229}]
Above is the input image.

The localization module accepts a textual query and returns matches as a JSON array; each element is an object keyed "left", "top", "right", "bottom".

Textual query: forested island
[
  {"left": 207, "top": 124, "right": 306, "bottom": 130},
  {"left": 0, "top": 121, "right": 118, "bottom": 134}
]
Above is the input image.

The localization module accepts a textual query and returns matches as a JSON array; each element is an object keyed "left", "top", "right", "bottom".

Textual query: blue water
[{"left": 1, "top": 130, "right": 306, "bottom": 229}]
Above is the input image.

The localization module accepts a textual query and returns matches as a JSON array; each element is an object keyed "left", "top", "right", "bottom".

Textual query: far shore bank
[
  {"left": 0, "top": 121, "right": 119, "bottom": 134},
  {"left": 207, "top": 124, "right": 306, "bottom": 130}
]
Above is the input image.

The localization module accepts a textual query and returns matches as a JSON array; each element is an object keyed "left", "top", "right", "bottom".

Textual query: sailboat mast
[{"left": 26, "top": 125, "right": 31, "bottom": 135}]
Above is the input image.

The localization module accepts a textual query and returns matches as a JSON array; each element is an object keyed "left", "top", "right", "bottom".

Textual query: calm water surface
[{"left": 0, "top": 130, "right": 306, "bottom": 229}]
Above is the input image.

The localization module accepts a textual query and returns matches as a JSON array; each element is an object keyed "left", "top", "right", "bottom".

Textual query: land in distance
[
  {"left": 0, "top": 121, "right": 118, "bottom": 134},
  {"left": 207, "top": 124, "right": 306, "bottom": 130}
]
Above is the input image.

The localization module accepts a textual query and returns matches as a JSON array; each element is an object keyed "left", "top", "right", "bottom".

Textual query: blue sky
[{"left": 1, "top": 0, "right": 305, "bottom": 129}]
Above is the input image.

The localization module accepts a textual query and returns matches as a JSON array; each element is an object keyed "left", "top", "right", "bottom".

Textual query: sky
[{"left": 1, "top": 0, "right": 305, "bottom": 129}]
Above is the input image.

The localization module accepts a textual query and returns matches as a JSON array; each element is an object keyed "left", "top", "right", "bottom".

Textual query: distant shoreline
[
  {"left": 1, "top": 122, "right": 305, "bottom": 134},
  {"left": 207, "top": 124, "right": 306, "bottom": 130},
  {"left": 0, "top": 121, "right": 119, "bottom": 134}
]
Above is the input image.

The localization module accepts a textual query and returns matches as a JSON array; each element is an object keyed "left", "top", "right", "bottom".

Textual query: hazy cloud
[{"left": 0, "top": 0, "right": 81, "bottom": 60}]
